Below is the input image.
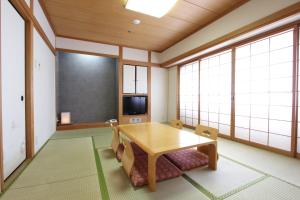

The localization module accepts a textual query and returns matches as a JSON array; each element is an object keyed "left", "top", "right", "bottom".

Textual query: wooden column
[
  {"left": 25, "top": 20, "right": 34, "bottom": 159},
  {"left": 292, "top": 25, "right": 299, "bottom": 157},
  {"left": 230, "top": 48, "right": 236, "bottom": 140},
  {"left": 118, "top": 46, "right": 123, "bottom": 122},
  {"left": 147, "top": 51, "right": 151, "bottom": 121}
]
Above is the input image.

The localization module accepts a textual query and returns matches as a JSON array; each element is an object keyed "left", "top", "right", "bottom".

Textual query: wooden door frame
[{"left": 0, "top": 0, "right": 34, "bottom": 191}]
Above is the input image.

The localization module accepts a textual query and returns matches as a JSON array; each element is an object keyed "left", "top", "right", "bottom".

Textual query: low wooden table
[{"left": 118, "top": 122, "right": 217, "bottom": 192}]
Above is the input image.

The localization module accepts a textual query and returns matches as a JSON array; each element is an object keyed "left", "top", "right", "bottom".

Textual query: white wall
[
  {"left": 123, "top": 47, "right": 148, "bottom": 62},
  {"left": 56, "top": 37, "right": 119, "bottom": 56},
  {"left": 167, "top": 66, "right": 177, "bottom": 121},
  {"left": 151, "top": 51, "right": 160, "bottom": 64},
  {"left": 33, "top": 0, "right": 55, "bottom": 47},
  {"left": 151, "top": 67, "right": 168, "bottom": 122},
  {"left": 33, "top": 28, "right": 56, "bottom": 153},
  {"left": 160, "top": 0, "right": 300, "bottom": 62}
]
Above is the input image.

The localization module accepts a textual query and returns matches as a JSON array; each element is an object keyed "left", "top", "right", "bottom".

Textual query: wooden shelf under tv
[
  {"left": 119, "top": 114, "right": 149, "bottom": 124},
  {"left": 123, "top": 93, "right": 148, "bottom": 96}
]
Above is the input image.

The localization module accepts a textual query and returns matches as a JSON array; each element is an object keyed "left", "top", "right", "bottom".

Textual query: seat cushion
[
  {"left": 116, "top": 143, "right": 124, "bottom": 161},
  {"left": 165, "top": 149, "right": 208, "bottom": 171},
  {"left": 130, "top": 155, "right": 182, "bottom": 187},
  {"left": 131, "top": 142, "right": 147, "bottom": 156}
]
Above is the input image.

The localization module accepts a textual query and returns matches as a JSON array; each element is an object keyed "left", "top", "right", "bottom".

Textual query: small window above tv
[{"left": 123, "top": 96, "right": 147, "bottom": 115}]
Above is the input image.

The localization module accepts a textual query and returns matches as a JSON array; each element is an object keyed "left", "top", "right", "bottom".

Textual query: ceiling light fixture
[
  {"left": 124, "top": 0, "right": 178, "bottom": 18},
  {"left": 132, "top": 19, "right": 141, "bottom": 25}
]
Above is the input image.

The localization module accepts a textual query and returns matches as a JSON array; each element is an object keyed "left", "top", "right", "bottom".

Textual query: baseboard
[
  {"left": 232, "top": 137, "right": 292, "bottom": 157},
  {"left": 56, "top": 122, "right": 112, "bottom": 131}
]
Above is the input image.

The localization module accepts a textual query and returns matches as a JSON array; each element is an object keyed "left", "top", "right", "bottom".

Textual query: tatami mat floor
[{"left": 1, "top": 126, "right": 300, "bottom": 200}]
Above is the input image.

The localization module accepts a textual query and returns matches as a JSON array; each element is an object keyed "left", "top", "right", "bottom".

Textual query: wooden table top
[{"left": 118, "top": 122, "right": 215, "bottom": 156}]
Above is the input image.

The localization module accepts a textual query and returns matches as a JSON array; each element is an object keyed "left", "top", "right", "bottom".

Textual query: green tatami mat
[
  {"left": 98, "top": 148, "right": 209, "bottom": 200},
  {"left": 226, "top": 177, "right": 300, "bottom": 200},
  {"left": 1, "top": 175, "right": 101, "bottom": 200},
  {"left": 218, "top": 138, "right": 300, "bottom": 187},
  {"left": 51, "top": 127, "right": 111, "bottom": 139},
  {"left": 184, "top": 157, "right": 265, "bottom": 198},
  {"left": 11, "top": 137, "right": 97, "bottom": 189},
  {"left": 93, "top": 134, "right": 112, "bottom": 149}
]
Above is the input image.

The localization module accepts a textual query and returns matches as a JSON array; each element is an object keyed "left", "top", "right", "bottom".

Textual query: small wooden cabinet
[{"left": 123, "top": 65, "right": 147, "bottom": 94}]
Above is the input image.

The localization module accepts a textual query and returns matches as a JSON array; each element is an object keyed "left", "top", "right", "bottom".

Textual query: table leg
[
  {"left": 148, "top": 154, "right": 158, "bottom": 191},
  {"left": 208, "top": 143, "right": 217, "bottom": 170}
]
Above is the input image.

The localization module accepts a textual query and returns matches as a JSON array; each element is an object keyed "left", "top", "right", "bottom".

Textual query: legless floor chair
[
  {"left": 170, "top": 119, "right": 184, "bottom": 129},
  {"left": 111, "top": 125, "right": 147, "bottom": 162},
  {"left": 121, "top": 139, "right": 182, "bottom": 187},
  {"left": 194, "top": 125, "right": 219, "bottom": 160}
]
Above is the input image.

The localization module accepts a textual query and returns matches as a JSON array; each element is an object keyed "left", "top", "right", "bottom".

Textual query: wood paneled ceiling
[{"left": 41, "top": 0, "right": 249, "bottom": 52}]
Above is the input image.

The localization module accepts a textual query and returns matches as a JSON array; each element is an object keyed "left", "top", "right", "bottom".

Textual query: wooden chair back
[
  {"left": 195, "top": 125, "right": 218, "bottom": 140},
  {"left": 111, "top": 126, "right": 120, "bottom": 154},
  {"left": 170, "top": 120, "right": 183, "bottom": 129},
  {"left": 121, "top": 138, "right": 135, "bottom": 177}
]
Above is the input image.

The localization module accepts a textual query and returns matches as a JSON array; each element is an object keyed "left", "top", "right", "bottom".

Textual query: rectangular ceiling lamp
[{"left": 124, "top": 0, "right": 177, "bottom": 18}]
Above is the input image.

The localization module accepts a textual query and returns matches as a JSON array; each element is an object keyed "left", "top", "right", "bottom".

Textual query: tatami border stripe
[
  {"left": 220, "top": 154, "right": 300, "bottom": 189},
  {"left": 218, "top": 175, "right": 269, "bottom": 200},
  {"left": 182, "top": 174, "right": 217, "bottom": 200},
  {"left": 219, "top": 154, "right": 268, "bottom": 175},
  {"left": 182, "top": 155, "right": 270, "bottom": 200},
  {"left": 92, "top": 137, "right": 110, "bottom": 200}
]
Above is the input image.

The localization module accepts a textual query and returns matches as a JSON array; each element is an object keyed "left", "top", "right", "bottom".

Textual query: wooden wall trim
[
  {"left": 57, "top": 122, "right": 110, "bottom": 131},
  {"left": 118, "top": 46, "right": 123, "bottom": 121},
  {"left": 25, "top": 20, "right": 35, "bottom": 159},
  {"left": 176, "top": 66, "right": 180, "bottom": 120},
  {"left": 123, "top": 59, "right": 160, "bottom": 67},
  {"left": 147, "top": 51, "right": 151, "bottom": 121},
  {"left": 292, "top": 25, "right": 299, "bottom": 157},
  {"left": 0, "top": 0, "right": 3, "bottom": 191},
  {"left": 30, "top": 0, "right": 33, "bottom": 11},
  {"left": 56, "top": 48, "right": 118, "bottom": 58},
  {"left": 230, "top": 48, "right": 236, "bottom": 140},
  {"left": 161, "top": 2, "right": 300, "bottom": 67},
  {"left": 10, "top": 0, "right": 55, "bottom": 54},
  {"left": 57, "top": 34, "right": 151, "bottom": 52}
]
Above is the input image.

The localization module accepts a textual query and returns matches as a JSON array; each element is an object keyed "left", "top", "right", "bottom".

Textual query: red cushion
[
  {"left": 131, "top": 142, "right": 147, "bottom": 156},
  {"left": 130, "top": 155, "right": 182, "bottom": 187},
  {"left": 165, "top": 149, "right": 208, "bottom": 171}
]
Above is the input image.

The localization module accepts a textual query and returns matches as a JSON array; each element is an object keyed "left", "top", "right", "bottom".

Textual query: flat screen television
[{"left": 123, "top": 96, "right": 147, "bottom": 115}]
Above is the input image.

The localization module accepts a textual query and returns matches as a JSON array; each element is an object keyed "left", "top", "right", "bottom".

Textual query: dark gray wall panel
[{"left": 57, "top": 51, "right": 118, "bottom": 123}]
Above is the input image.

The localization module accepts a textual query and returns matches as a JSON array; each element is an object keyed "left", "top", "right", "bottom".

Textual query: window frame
[{"left": 178, "top": 23, "right": 299, "bottom": 157}]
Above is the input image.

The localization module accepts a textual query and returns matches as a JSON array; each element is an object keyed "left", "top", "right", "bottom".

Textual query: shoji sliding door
[
  {"left": 199, "top": 50, "right": 232, "bottom": 136},
  {"left": 179, "top": 61, "right": 199, "bottom": 127},
  {"left": 235, "top": 29, "right": 293, "bottom": 151}
]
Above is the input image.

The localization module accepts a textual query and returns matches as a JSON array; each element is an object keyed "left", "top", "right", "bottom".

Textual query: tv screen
[{"left": 123, "top": 96, "right": 147, "bottom": 115}]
